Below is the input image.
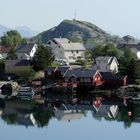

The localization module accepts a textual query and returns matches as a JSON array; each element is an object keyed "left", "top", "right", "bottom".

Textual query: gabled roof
[
  {"left": 101, "top": 72, "right": 127, "bottom": 80},
  {"left": 45, "top": 66, "right": 57, "bottom": 72},
  {"left": 95, "top": 56, "right": 119, "bottom": 65},
  {"left": 64, "top": 69, "right": 100, "bottom": 78},
  {"left": 0, "top": 45, "right": 16, "bottom": 53},
  {"left": 56, "top": 66, "right": 71, "bottom": 72},
  {"left": 16, "top": 43, "right": 37, "bottom": 54},
  {"left": 49, "top": 38, "right": 85, "bottom": 51}
]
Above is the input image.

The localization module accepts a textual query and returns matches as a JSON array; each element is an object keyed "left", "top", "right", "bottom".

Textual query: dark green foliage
[
  {"left": 6, "top": 48, "right": 17, "bottom": 60},
  {"left": 1, "top": 30, "right": 27, "bottom": 46},
  {"left": 32, "top": 45, "right": 53, "bottom": 71},
  {"left": 92, "top": 44, "right": 121, "bottom": 59},
  {"left": 34, "top": 105, "right": 54, "bottom": 128},
  {"left": 0, "top": 59, "right": 5, "bottom": 73},
  {"left": 119, "top": 47, "right": 137, "bottom": 76},
  {"left": 126, "top": 59, "right": 140, "bottom": 82}
]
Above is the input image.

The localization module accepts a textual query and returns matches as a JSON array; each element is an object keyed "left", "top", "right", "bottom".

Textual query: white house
[
  {"left": 93, "top": 56, "right": 119, "bottom": 73},
  {"left": 16, "top": 43, "right": 37, "bottom": 60},
  {"left": 47, "top": 38, "right": 85, "bottom": 63}
]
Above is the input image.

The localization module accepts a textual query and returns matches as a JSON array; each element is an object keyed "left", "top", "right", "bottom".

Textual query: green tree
[
  {"left": 119, "top": 47, "right": 137, "bottom": 75},
  {"left": 103, "top": 44, "right": 121, "bottom": 59},
  {"left": 127, "top": 59, "right": 140, "bottom": 83},
  {"left": 92, "top": 44, "right": 121, "bottom": 59},
  {"left": 6, "top": 48, "right": 17, "bottom": 60},
  {"left": 1, "top": 30, "right": 27, "bottom": 46},
  {"left": 32, "top": 45, "right": 53, "bottom": 71},
  {"left": 91, "top": 44, "right": 104, "bottom": 58}
]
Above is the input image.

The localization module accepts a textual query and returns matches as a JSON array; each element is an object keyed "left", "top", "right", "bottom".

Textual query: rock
[{"left": 123, "top": 35, "right": 140, "bottom": 44}]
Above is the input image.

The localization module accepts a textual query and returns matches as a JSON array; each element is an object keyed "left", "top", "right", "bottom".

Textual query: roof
[
  {"left": 101, "top": 72, "right": 127, "bottom": 80},
  {"left": 0, "top": 45, "right": 16, "bottom": 53},
  {"left": 95, "top": 56, "right": 119, "bottom": 65},
  {"left": 5, "top": 60, "right": 31, "bottom": 67},
  {"left": 56, "top": 66, "right": 71, "bottom": 72},
  {"left": 45, "top": 66, "right": 57, "bottom": 72},
  {"left": 16, "top": 43, "right": 37, "bottom": 54},
  {"left": 50, "top": 38, "right": 85, "bottom": 51},
  {"left": 64, "top": 69, "right": 100, "bottom": 78},
  {"left": 53, "top": 38, "right": 70, "bottom": 44}
]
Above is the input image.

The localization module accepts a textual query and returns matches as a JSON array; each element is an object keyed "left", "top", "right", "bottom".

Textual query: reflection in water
[{"left": 0, "top": 99, "right": 140, "bottom": 129}]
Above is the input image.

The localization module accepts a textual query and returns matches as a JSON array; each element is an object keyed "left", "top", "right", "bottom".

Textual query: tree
[
  {"left": 126, "top": 59, "right": 140, "bottom": 82},
  {"left": 0, "top": 30, "right": 27, "bottom": 46},
  {"left": 91, "top": 44, "right": 104, "bottom": 58},
  {"left": 32, "top": 45, "right": 53, "bottom": 71},
  {"left": 103, "top": 44, "right": 122, "bottom": 59},
  {"left": 91, "top": 44, "right": 121, "bottom": 59},
  {"left": 119, "top": 47, "right": 137, "bottom": 75},
  {"left": 6, "top": 48, "right": 17, "bottom": 60}
]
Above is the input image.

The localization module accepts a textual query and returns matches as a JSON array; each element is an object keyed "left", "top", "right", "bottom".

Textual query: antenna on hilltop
[{"left": 74, "top": 10, "right": 77, "bottom": 20}]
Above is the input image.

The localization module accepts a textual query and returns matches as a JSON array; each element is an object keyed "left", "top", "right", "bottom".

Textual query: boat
[
  {"left": 131, "top": 94, "right": 140, "bottom": 101},
  {"left": 18, "top": 87, "right": 35, "bottom": 100}
]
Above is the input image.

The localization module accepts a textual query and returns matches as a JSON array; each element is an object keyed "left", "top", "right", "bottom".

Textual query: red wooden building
[
  {"left": 64, "top": 69, "right": 103, "bottom": 86},
  {"left": 101, "top": 72, "right": 128, "bottom": 87},
  {"left": 45, "top": 66, "right": 71, "bottom": 82}
]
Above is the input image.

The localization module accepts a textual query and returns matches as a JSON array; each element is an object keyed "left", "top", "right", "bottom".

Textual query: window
[
  {"left": 95, "top": 77, "right": 97, "bottom": 81},
  {"left": 48, "top": 71, "right": 51, "bottom": 75},
  {"left": 88, "top": 78, "right": 91, "bottom": 82}
]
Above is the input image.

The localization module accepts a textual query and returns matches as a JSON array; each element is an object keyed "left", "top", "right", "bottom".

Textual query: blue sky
[{"left": 1, "top": 0, "right": 140, "bottom": 38}]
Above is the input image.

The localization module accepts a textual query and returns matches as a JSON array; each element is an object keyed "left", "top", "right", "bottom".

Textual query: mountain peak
[
  {"left": 34, "top": 19, "right": 126, "bottom": 47},
  {"left": 123, "top": 35, "right": 139, "bottom": 44}
]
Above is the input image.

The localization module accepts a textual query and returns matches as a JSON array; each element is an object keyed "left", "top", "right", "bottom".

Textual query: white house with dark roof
[
  {"left": 16, "top": 43, "right": 37, "bottom": 60},
  {"left": 47, "top": 38, "right": 85, "bottom": 63},
  {"left": 93, "top": 56, "right": 119, "bottom": 73}
]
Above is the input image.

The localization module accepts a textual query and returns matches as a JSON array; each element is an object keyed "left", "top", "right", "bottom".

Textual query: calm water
[{"left": 0, "top": 99, "right": 140, "bottom": 140}]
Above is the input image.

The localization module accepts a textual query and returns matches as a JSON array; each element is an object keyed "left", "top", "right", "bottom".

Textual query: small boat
[
  {"left": 18, "top": 87, "right": 35, "bottom": 100},
  {"left": 131, "top": 94, "right": 140, "bottom": 101}
]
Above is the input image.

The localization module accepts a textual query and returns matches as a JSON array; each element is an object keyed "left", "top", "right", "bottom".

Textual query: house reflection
[
  {"left": 1, "top": 101, "right": 36, "bottom": 127},
  {"left": 1, "top": 99, "right": 140, "bottom": 128},
  {"left": 92, "top": 103, "right": 119, "bottom": 119}
]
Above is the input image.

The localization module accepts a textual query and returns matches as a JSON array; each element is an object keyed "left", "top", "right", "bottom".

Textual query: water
[{"left": 0, "top": 99, "right": 140, "bottom": 140}]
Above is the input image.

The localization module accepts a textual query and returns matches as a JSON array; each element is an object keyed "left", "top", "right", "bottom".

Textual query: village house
[
  {"left": 64, "top": 69, "right": 103, "bottom": 86},
  {"left": 101, "top": 72, "right": 128, "bottom": 87},
  {"left": 92, "top": 102, "right": 118, "bottom": 119},
  {"left": 0, "top": 45, "right": 16, "bottom": 59},
  {"left": 117, "top": 43, "right": 140, "bottom": 59},
  {"left": 45, "top": 66, "right": 71, "bottom": 82},
  {"left": 5, "top": 60, "right": 31, "bottom": 76},
  {"left": 16, "top": 43, "right": 37, "bottom": 60},
  {"left": 93, "top": 56, "right": 119, "bottom": 73},
  {"left": 47, "top": 38, "right": 85, "bottom": 63}
]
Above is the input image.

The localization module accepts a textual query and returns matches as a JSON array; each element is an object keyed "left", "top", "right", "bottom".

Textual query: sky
[{"left": 0, "top": 0, "right": 140, "bottom": 38}]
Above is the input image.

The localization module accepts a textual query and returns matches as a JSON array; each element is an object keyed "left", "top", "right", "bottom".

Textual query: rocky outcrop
[{"left": 33, "top": 19, "right": 126, "bottom": 48}]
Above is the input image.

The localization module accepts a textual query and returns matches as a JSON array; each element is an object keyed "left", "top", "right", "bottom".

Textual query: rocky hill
[
  {"left": 34, "top": 19, "right": 127, "bottom": 48},
  {"left": 122, "top": 35, "right": 139, "bottom": 44}
]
